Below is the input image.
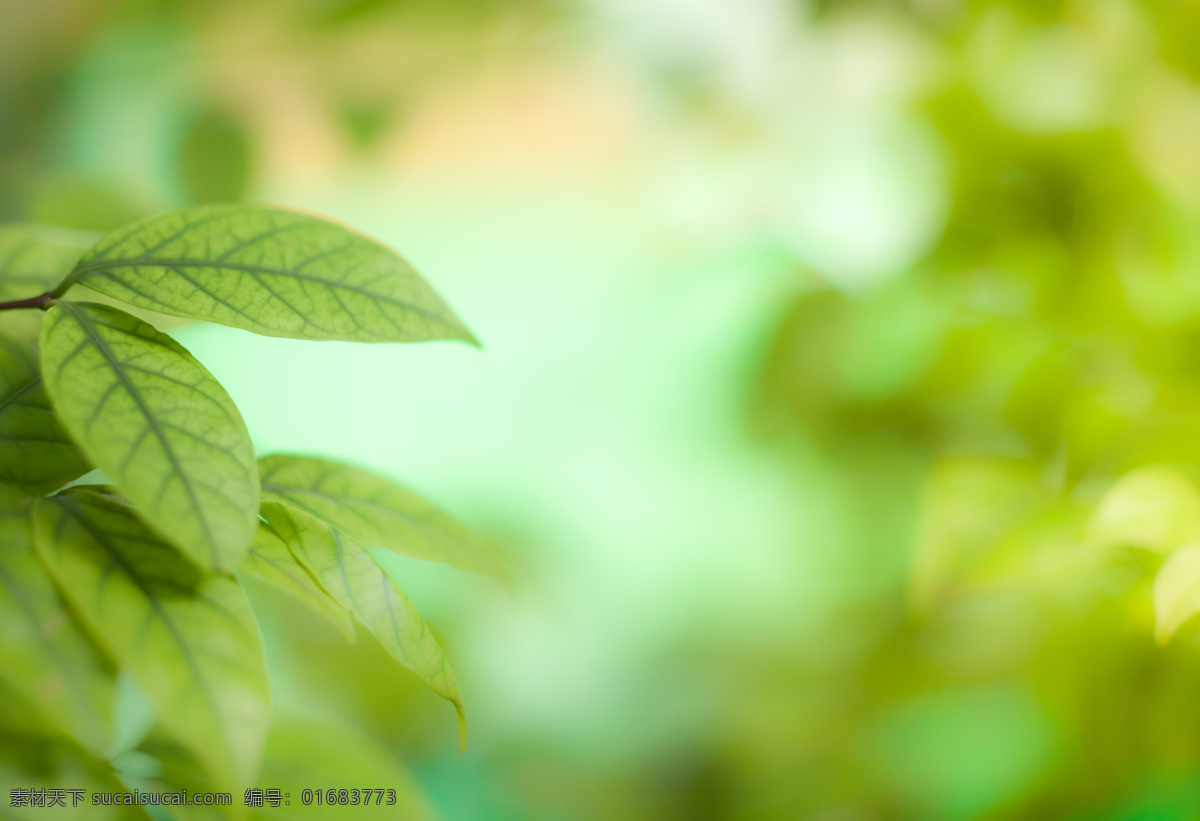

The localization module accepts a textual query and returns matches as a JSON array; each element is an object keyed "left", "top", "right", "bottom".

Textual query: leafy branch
[{"left": 0, "top": 203, "right": 503, "bottom": 806}]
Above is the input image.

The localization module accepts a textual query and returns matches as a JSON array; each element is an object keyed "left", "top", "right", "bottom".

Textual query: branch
[{"left": 0, "top": 292, "right": 55, "bottom": 312}]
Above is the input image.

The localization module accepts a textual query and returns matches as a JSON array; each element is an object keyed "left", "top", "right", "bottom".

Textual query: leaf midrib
[
  {"left": 246, "top": 544, "right": 340, "bottom": 608},
  {"left": 49, "top": 497, "right": 225, "bottom": 757},
  {"left": 257, "top": 518, "right": 339, "bottom": 600},
  {"left": 261, "top": 481, "right": 477, "bottom": 570},
  {"left": 74, "top": 258, "right": 456, "bottom": 330},
  {"left": 261, "top": 481, "right": 441, "bottom": 530},
  {"left": 58, "top": 303, "right": 217, "bottom": 566}
]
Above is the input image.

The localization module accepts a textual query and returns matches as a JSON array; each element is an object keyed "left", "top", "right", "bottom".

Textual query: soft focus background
[{"left": 7, "top": 0, "right": 1200, "bottom": 818}]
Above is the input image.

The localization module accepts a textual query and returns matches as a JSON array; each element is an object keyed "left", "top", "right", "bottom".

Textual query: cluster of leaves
[{"left": 0, "top": 204, "right": 503, "bottom": 807}]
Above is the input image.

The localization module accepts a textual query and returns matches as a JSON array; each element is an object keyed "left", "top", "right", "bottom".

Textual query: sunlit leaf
[
  {"left": 0, "top": 486, "right": 114, "bottom": 756},
  {"left": 1154, "top": 543, "right": 1200, "bottom": 644},
  {"left": 239, "top": 519, "right": 356, "bottom": 643},
  {"left": 39, "top": 302, "right": 259, "bottom": 571},
  {"left": 32, "top": 490, "right": 270, "bottom": 785},
  {"left": 260, "top": 500, "right": 465, "bottom": 744},
  {"left": 259, "top": 454, "right": 505, "bottom": 579},
  {"left": 0, "top": 223, "right": 95, "bottom": 345},
  {"left": 0, "top": 334, "right": 90, "bottom": 493},
  {"left": 1087, "top": 465, "right": 1200, "bottom": 554},
  {"left": 251, "top": 714, "right": 430, "bottom": 821},
  {"left": 59, "top": 203, "right": 476, "bottom": 343}
]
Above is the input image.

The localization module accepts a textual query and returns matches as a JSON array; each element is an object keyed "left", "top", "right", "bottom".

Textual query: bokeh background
[{"left": 6, "top": 0, "right": 1200, "bottom": 818}]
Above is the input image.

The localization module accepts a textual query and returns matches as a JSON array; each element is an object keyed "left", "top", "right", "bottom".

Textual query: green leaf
[
  {"left": 59, "top": 203, "right": 476, "bottom": 344},
  {"left": 260, "top": 500, "right": 465, "bottom": 745},
  {"left": 39, "top": 302, "right": 259, "bottom": 571},
  {"left": 32, "top": 490, "right": 270, "bottom": 785},
  {"left": 1154, "top": 542, "right": 1200, "bottom": 644},
  {"left": 1087, "top": 465, "right": 1200, "bottom": 554},
  {"left": 0, "top": 223, "right": 95, "bottom": 345},
  {"left": 259, "top": 454, "right": 506, "bottom": 579},
  {"left": 0, "top": 486, "right": 114, "bottom": 756},
  {"left": 0, "top": 334, "right": 91, "bottom": 493},
  {"left": 239, "top": 519, "right": 356, "bottom": 643}
]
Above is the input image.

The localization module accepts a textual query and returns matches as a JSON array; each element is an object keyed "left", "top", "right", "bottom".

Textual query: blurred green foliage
[{"left": 744, "top": 2, "right": 1200, "bottom": 818}]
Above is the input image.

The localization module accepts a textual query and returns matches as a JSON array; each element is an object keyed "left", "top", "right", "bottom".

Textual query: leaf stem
[
  {"left": 0, "top": 292, "right": 56, "bottom": 312},
  {"left": 50, "top": 274, "right": 79, "bottom": 299}
]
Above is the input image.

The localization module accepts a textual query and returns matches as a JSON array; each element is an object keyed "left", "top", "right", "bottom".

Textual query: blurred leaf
[
  {"left": 1001, "top": 340, "right": 1076, "bottom": 457},
  {"left": 1115, "top": 200, "right": 1200, "bottom": 327},
  {"left": 338, "top": 99, "right": 392, "bottom": 150},
  {"left": 0, "top": 485, "right": 114, "bottom": 756},
  {"left": 1087, "top": 465, "right": 1200, "bottom": 554},
  {"left": 259, "top": 454, "right": 506, "bottom": 579},
  {"left": 178, "top": 109, "right": 252, "bottom": 204},
  {"left": 39, "top": 302, "right": 259, "bottom": 572},
  {"left": 0, "top": 223, "right": 95, "bottom": 345},
  {"left": 32, "top": 489, "right": 270, "bottom": 786},
  {"left": 239, "top": 519, "right": 357, "bottom": 644},
  {"left": 260, "top": 500, "right": 465, "bottom": 746},
  {"left": 0, "top": 224, "right": 92, "bottom": 300},
  {"left": 109, "top": 672, "right": 157, "bottom": 763},
  {"left": 0, "top": 334, "right": 90, "bottom": 493},
  {"left": 0, "top": 676, "right": 71, "bottom": 742},
  {"left": 912, "top": 457, "right": 1094, "bottom": 610},
  {"left": 311, "top": 0, "right": 395, "bottom": 26},
  {"left": 1153, "top": 542, "right": 1200, "bottom": 644},
  {"left": 111, "top": 734, "right": 236, "bottom": 821},
  {"left": 866, "top": 683, "right": 1056, "bottom": 819},
  {"left": 29, "top": 178, "right": 144, "bottom": 233},
  {"left": 1149, "top": 2, "right": 1200, "bottom": 84},
  {"left": 0, "top": 706, "right": 143, "bottom": 821},
  {"left": 753, "top": 279, "right": 949, "bottom": 444},
  {"left": 60, "top": 203, "right": 476, "bottom": 343},
  {"left": 751, "top": 289, "right": 847, "bottom": 431},
  {"left": 251, "top": 713, "right": 431, "bottom": 821},
  {"left": 914, "top": 458, "right": 1041, "bottom": 610}
]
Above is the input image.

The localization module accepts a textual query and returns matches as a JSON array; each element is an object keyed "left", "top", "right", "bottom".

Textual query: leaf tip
[{"left": 450, "top": 321, "right": 482, "bottom": 350}]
